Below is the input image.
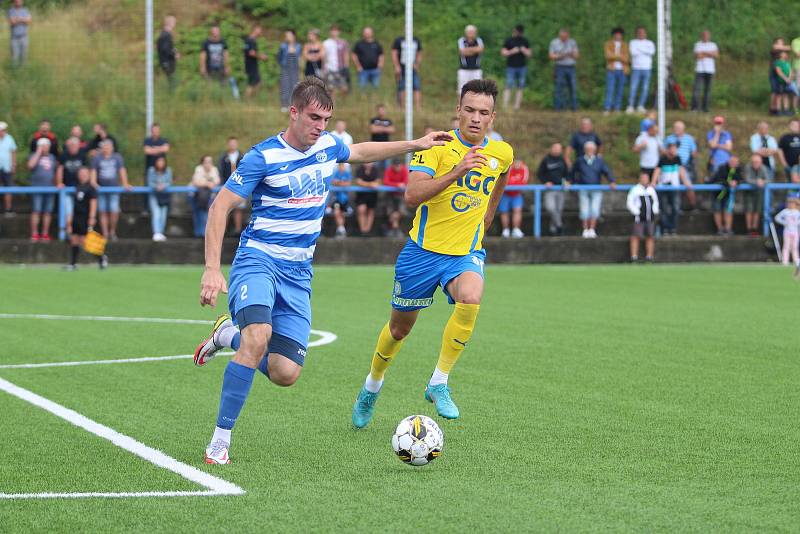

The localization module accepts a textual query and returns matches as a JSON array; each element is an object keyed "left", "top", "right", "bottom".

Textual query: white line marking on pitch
[
  {"left": 0, "top": 313, "right": 210, "bottom": 324},
  {"left": 0, "top": 377, "right": 245, "bottom": 500}
]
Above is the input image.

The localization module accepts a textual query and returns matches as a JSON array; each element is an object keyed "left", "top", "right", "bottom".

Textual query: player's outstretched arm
[
  {"left": 200, "top": 188, "right": 239, "bottom": 307},
  {"left": 347, "top": 130, "right": 452, "bottom": 164},
  {"left": 405, "top": 145, "right": 487, "bottom": 208}
]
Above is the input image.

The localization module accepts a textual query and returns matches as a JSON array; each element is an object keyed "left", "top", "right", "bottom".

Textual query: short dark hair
[
  {"left": 151, "top": 122, "right": 160, "bottom": 128},
  {"left": 460, "top": 78, "right": 498, "bottom": 104},
  {"left": 611, "top": 27, "right": 624, "bottom": 35},
  {"left": 514, "top": 24, "right": 524, "bottom": 34},
  {"left": 291, "top": 76, "right": 334, "bottom": 112}
]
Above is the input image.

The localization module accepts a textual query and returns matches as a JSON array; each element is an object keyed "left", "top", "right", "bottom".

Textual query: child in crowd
[
  {"left": 626, "top": 172, "right": 659, "bottom": 262},
  {"left": 774, "top": 195, "right": 800, "bottom": 275}
]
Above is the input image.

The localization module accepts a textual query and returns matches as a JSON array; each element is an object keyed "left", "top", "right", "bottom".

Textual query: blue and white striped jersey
[{"left": 225, "top": 131, "right": 351, "bottom": 265}]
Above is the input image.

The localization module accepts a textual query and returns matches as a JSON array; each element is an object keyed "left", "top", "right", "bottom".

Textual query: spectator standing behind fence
[
  {"left": 652, "top": 141, "right": 691, "bottom": 236},
  {"left": 501, "top": 25, "right": 531, "bottom": 110},
  {"left": 370, "top": 104, "right": 394, "bottom": 171},
  {"left": 65, "top": 167, "right": 105, "bottom": 271},
  {"left": 8, "top": 0, "right": 31, "bottom": 67},
  {"left": 382, "top": 158, "right": 408, "bottom": 238},
  {"left": 691, "top": 30, "right": 718, "bottom": 112},
  {"left": 709, "top": 154, "right": 740, "bottom": 236},
  {"left": 324, "top": 25, "right": 350, "bottom": 95},
  {"left": 774, "top": 196, "right": 800, "bottom": 269},
  {"left": 355, "top": 161, "right": 381, "bottom": 235},
  {"left": 627, "top": 172, "right": 659, "bottom": 262},
  {"left": 56, "top": 136, "right": 86, "bottom": 233},
  {"left": 664, "top": 120, "right": 698, "bottom": 209},
  {"left": 200, "top": 25, "right": 230, "bottom": 83},
  {"left": 603, "top": 27, "right": 629, "bottom": 114},
  {"left": 778, "top": 119, "right": 800, "bottom": 182},
  {"left": 88, "top": 123, "right": 117, "bottom": 158},
  {"left": 549, "top": 28, "right": 579, "bottom": 111},
  {"left": 352, "top": 27, "right": 383, "bottom": 90},
  {"left": 749, "top": 121, "right": 778, "bottom": 180},
  {"left": 27, "top": 138, "right": 57, "bottom": 242},
  {"left": 330, "top": 119, "right": 353, "bottom": 151},
  {"left": 218, "top": 137, "right": 245, "bottom": 235},
  {"left": 566, "top": 117, "right": 601, "bottom": 166},
  {"left": 392, "top": 33, "right": 422, "bottom": 109},
  {"left": 627, "top": 26, "right": 655, "bottom": 114},
  {"left": 457, "top": 25, "right": 484, "bottom": 94},
  {"left": 190, "top": 155, "right": 220, "bottom": 238},
  {"left": 537, "top": 142, "right": 569, "bottom": 236},
  {"left": 741, "top": 154, "right": 770, "bottom": 236},
  {"left": 29, "top": 119, "right": 59, "bottom": 157},
  {"left": 278, "top": 30, "right": 301, "bottom": 112},
  {"left": 633, "top": 120, "right": 661, "bottom": 177},
  {"left": 769, "top": 39, "right": 791, "bottom": 115},
  {"left": 157, "top": 15, "right": 179, "bottom": 90},
  {"left": 303, "top": 29, "right": 325, "bottom": 79},
  {"left": 0, "top": 122, "right": 17, "bottom": 216},
  {"left": 147, "top": 155, "right": 172, "bottom": 242},
  {"left": 68, "top": 124, "right": 87, "bottom": 151},
  {"left": 570, "top": 141, "right": 616, "bottom": 238},
  {"left": 143, "top": 122, "right": 169, "bottom": 176},
  {"left": 90, "top": 139, "right": 130, "bottom": 241},
  {"left": 330, "top": 163, "right": 352, "bottom": 239},
  {"left": 243, "top": 24, "right": 268, "bottom": 98},
  {"left": 707, "top": 115, "right": 732, "bottom": 175},
  {"left": 498, "top": 158, "right": 528, "bottom": 239}
]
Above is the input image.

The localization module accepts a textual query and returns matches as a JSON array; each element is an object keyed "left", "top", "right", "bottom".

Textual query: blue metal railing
[{"left": 2, "top": 183, "right": 799, "bottom": 241}]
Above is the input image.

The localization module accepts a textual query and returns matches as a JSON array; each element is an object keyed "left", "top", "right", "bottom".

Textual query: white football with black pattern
[{"left": 391, "top": 415, "right": 444, "bottom": 466}]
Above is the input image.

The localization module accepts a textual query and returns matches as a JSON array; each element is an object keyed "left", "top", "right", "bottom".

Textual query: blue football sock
[
  {"left": 215, "top": 361, "right": 255, "bottom": 430},
  {"left": 258, "top": 353, "right": 270, "bottom": 378},
  {"left": 231, "top": 332, "right": 241, "bottom": 351}
]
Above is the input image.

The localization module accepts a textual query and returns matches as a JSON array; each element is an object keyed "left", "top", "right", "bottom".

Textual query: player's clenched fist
[
  {"left": 453, "top": 145, "right": 488, "bottom": 176},
  {"left": 200, "top": 267, "right": 228, "bottom": 307}
]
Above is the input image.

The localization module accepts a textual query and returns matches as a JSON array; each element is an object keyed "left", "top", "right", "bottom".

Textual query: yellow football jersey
[{"left": 407, "top": 130, "right": 514, "bottom": 255}]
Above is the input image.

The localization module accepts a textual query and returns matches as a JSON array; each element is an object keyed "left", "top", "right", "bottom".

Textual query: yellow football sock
[
  {"left": 436, "top": 303, "right": 480, "bottom": 374},
  {"left": 369, "top": 322, "right": 404, "bottom": 381}
]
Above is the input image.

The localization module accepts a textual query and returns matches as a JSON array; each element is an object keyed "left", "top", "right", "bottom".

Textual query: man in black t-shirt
[
  {"left": 87, "top": 123, "right": 117, "bottom": 159},
  {"left": 501, "top": 25, "right": 532, "bottom": 110},
  {"left": 244, "top": 24, "right": 268, "bottom": 97},
  {"left": 369, "top": 104, "right": 395, "bottom": 172},
  {"left": 778, "top": 119, "right": 800, "bottom": 182},
  {"left": 354, "top": 161, "right": 381, "bottom": 235},
  {"left": 352, "top": 27, "right": 384, "bottom": 90},
  {"left": 157, "top": 15, "right": 179, "bottom": 89},
  {"left": 143, "top": 122, "right": 170, "bottom": 175},
  {"left": 566, "top": 117, "right": 602, "bottom": 166},
  {"left": 200, "top": 26, "right": 229, "bottom": 82},
  {"left": 391, "top": 35, "right": 422, "bottom": 108},
  {"left": 65, "top": 167, "right": 106, "bottom": 271},
  {"left": 56, "top": 136, "right": 86, "bottom": 230}
]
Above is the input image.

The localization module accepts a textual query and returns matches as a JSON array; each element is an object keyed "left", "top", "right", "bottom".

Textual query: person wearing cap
[
  {"left": 652, "top": 141, "right": 692, "bottom": 236},
  {"left": 707, "top": 116, "right": 733, "bottom": 175},
  {"left": 382, "top": 158, "right": 409, "bottom": 238},
  {"left": 633, "top": 120, "right": 661, "bottom": 178},
  {"left": 27, "top": 137, "right": 58, "bottom": 242},
  {"left": 0, "top": 121, "right": 18, "bottom": 215}
]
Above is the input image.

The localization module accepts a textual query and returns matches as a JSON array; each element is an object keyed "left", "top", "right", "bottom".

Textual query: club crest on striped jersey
[{"left": 315, "top": 151, "right": 328, "bottom": 163}]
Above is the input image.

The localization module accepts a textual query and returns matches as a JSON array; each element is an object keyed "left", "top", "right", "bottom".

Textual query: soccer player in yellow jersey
[{"left": 352, "top": 79, "right": 513, "bottom": 427}]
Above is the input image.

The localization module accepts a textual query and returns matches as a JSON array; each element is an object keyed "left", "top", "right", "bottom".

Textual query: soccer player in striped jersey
[
  {"left": 352, "top": 79, "right": 514, "bottom": 428},
  {"left": 193, "top": 77, "right": 451, "bottom": 464}
]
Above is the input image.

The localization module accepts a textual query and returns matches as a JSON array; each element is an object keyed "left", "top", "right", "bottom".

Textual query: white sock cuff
[
  {"left": 364, "top": 373, "right": 384, "bottom": 393},
  {"left": 212, "top": 426, "right": 232, "bottom": 446},
  {"left": 216, "top": 325, "right": 238, "bottom": 348},
  {"left": 428, "top": 368, "right": 449, "bottom": 386}
]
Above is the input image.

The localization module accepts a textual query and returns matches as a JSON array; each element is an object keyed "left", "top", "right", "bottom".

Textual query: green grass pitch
[{"left": 1, "top": 264, "right": 798, "bottom": 532}]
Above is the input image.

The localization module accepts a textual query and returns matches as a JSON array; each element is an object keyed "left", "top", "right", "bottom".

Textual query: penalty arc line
[{"left": 0, "top": 376, "right": 245, "bottom": 500}]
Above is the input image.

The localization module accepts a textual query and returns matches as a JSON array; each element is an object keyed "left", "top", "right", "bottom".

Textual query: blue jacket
[
  {"left": 277, "top": 42, "right": 301, "bottom": 67},
  {"left": 570, "top": 155, "right": 615, "bottom": 185}
]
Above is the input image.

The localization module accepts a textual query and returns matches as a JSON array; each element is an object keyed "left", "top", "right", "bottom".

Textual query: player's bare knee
[
  {"left": 457, "top": 294, "right": 482, "bottom": 305},
  {"left": 236, "top": 324, "right": 271, "bottom": 367},
  {"left": 389, "top": 321, "right": 413, "bottom": 340},
  {"left": 268, "top": 357, "right": 301, "bottom": 387}
]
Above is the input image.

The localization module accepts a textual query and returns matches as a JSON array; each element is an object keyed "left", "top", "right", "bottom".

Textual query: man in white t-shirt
[
  {"left": 323, "top": 24, "right": 350, "bottom": 94},
  {"left": 331, "top": 119, "right": 353, "bottom": 170},
  {"left": 633, "top": 120, "right": 662, "bottom": 176},
  {"left": 626, "top": 26, "right": 655, "bottom": 114},
  {"left": 691, "top": 30, "right": 719, "bottom": 112}
]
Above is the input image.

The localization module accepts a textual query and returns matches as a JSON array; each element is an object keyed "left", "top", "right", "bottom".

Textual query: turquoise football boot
[
  {"left": 352, "top": 386, "right": 380, "bottom": 428},
  {"left": 424, "top": 384, "right": 460, "bottom": 419}
]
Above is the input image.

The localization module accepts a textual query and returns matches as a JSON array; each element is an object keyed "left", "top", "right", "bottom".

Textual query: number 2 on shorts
[{"left": 240, "top": 284, "right": 248, "bottom": 301}]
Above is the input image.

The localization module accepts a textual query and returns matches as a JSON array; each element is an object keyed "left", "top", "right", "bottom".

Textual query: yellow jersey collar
[{"left": 454, "top": 129, "right": 488, "bottom": 148}]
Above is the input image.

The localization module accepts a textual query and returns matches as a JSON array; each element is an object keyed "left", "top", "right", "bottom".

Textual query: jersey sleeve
[
  {"left": 409, "top": 146, "right": 440, "bottom": 177},
  {"left": 332, "top": 134, "right": 351, "bottom": 162},
  {"left": 224, "top": 148, "right": 267, "bottom": 199},
  {"left": 500, "top": 144, "right": 514, "bottom": 174}
]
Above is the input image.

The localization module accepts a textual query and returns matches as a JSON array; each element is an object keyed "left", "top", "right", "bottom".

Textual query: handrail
[{"left": 1, "top": 183, "right": 798, "bottom": 241}]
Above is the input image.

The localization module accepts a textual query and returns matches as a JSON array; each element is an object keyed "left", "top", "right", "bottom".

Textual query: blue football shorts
[
  {"left": 391, "top": 239, "right": 486, "bottom": 312},
  {"left": 498, "top": 193, "right": 524, "bottom": 213},
  {"left": 227, "top": 247, "right": 312, "bottom": 364}
]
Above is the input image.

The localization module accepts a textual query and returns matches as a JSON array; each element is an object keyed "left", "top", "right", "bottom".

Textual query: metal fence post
[
  {"left": 533, "top": 188, "right": 542, "bottom": 239},
  {"left": 58, "top": 187, "right": 67, "bottom": 241},
  {"left": 762, "top": 184, "right": 772, "bottom": 237}
]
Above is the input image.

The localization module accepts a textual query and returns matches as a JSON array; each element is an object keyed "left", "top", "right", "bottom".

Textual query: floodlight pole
[
  {"left": 404, "top": 0, "right": 414, "bottom": 157},
  {"left": 656, "top": 0, "right": 666, "bottom": 135},
  {"left": 145, "top": 0, "right": 154, "bottom": 134}
]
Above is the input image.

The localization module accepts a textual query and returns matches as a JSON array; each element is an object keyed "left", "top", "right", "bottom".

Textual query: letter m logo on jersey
[{"left": 288, "top": 169, "right": 327, "bottom": 198}]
